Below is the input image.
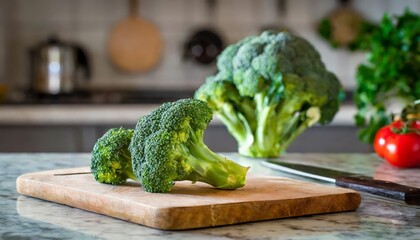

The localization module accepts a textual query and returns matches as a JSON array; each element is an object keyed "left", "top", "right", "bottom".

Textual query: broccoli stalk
[
  {"left": 196, "top": 31, "right": 341, "bottom": 158},
  {"left": 130, "top": 98, "right": 249, "bottom": 193},
  {"left": 174, "top": 128, "right": 249, "bottom": 189},
  {"left": 91, "top": 128, "right": 140, "bottom": 185},
  {"left": 198, "top": 76, "right": 325, "bottom": 158},
  {"left": 254, "top": 91, "right": 279, "bottom": 156},
  {"left": 216, "top": 104, "right": 254, "bottom": 148},
  {"left": 237, "top": 86, "right": 321, "bottom": 158}
]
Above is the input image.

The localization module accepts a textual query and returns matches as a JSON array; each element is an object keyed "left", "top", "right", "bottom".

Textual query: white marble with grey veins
[{"left": 1, "top": 153, "right": 419, "bottom": 240}]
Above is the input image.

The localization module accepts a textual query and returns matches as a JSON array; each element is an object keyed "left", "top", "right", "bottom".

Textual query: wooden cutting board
[{"left": 16, "top": 167, "right": 361, "bottom": 230}]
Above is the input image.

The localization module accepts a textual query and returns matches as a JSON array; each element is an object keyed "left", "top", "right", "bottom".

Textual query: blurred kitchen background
[{"left": 0, "top": 0, "right": 418, "bottom": 153}]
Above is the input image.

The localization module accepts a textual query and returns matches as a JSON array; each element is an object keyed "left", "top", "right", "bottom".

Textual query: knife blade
[
  {"left": 261, "top": 160, "right": 420, "bottom": 206},
  {"left": 53, "top": 172, "right": 91, "bottom": 176}
]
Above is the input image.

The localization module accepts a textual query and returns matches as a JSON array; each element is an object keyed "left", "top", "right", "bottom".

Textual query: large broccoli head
[
  {"left": 91, "top": 127, "right": 139, "bottom": 185},
  {"left": 195, "top": 31, "right": 342, "bottom": 158},
  {"left": 129, "top": 98, "right": 249, "bottom": 193}
]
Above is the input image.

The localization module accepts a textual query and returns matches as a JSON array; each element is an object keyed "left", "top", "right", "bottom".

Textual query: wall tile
[
  {"left": 354, "top": 0, "right": 390, "bottom": 22},
  {"left": 347, "top": 52, "right": 365, "bottom": 89},
  {"left": 16, "top": 0, "right": 76, "bottom": 25},
  {"left": 2, "top": 0, "right": 420, "bottom": 92},
  {"left": 73, "top": 0, "right": 124, "bottom": 25}
]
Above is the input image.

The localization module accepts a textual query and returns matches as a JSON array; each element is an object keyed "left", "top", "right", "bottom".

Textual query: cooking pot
[{"left": 29, "top": 37, "right": 91, "bottom": 95}]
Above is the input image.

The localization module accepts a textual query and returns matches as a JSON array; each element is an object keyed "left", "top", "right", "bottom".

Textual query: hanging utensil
[
  {"left": 107, "top": 0, "right": 163, "bottom": 73},
  {"left": 182, "top": 0, "right": 224, "bottom": 65},
  {"left": 317, "top": 0, "right": 372, "bottom": 49}
]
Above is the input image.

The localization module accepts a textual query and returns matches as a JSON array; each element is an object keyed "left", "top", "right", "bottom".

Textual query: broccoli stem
[
  {"left": 121, "top": 150, "right": 142, "bottom": 183},
  {"left": 125, "top": 171, "right": 141, "bottom": 183},
  {"left": 182, "top": 129, "right": 249, "bottom": 189},
  {"left": 236, "top": 98, "right": 256, "bottom": 129},
  {"left": 238, "top": 92, "right": 280, "bottom": 158},
  {"left": 257, "top": 105, "right": 277, "bottom": 152},
  {"left": 217, "top": 104, "right": 253, "bottom": 145},
  {"left": 275, "top": 108, "right": 319, "bottom": 155},
  {"left": 238, "top": 97, "right": 313, "bottom": 158}
]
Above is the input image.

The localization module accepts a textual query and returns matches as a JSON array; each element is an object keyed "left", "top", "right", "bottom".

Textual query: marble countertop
[
  {"left": 0, "top": 104, "right": 357, "bottom": 126},
  {"left": 1, "top": 153, "right": 419, "bottom": 239}
]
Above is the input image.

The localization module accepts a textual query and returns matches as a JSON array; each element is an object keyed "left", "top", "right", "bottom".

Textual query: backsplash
[{"left": 1, "top": 0, "right": 419, "bottom": 93}]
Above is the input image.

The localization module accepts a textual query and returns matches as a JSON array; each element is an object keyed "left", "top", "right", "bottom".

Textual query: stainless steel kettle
[{"left": 29, "top": 37, "right": 91, "bottom": 95}]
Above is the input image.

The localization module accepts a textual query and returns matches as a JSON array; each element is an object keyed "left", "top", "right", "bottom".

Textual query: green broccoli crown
[
  {"left": 218, "top": 31, "right": 337, "bottom": 98},
  {"left": 195, "top": 31, "right": 342, "bottom": 158},
  {"left": 217, "top": 30, "right": 341, "bottom": 123},
  {"left": 130, "top": 98, "right": 249, "bottom": 193},
  {"left": 91, "top": 127, "right": 138, "bottom": 185}
]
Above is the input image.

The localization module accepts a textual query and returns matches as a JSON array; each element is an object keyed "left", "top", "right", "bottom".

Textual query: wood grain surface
[{"left": 16, "top": 167, "right": 361, "bottom": 230}]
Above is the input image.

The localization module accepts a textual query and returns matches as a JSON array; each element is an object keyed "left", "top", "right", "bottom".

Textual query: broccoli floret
[
  {"left": 195, "top": 31, "right": 342, "bottom": 158},
  {"left": 91, "top": 127, "right": 139, "bottom": 185},
  {"left": 129, "top": 98, "right": 249, "bottom": 193},
  {"left": 195, "top": 77, "right": 255, "bottom": 147},
  {"left": 129, "top": 102, "right": 173, "bottom": 180}
]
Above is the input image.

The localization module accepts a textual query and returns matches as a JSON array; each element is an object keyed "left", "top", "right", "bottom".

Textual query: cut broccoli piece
[
  {"left": 129, "top": 98, "right": 249, "bottom": 193},
  {"left": 91, "top": 127, "right": 139, "bottom": 185}
]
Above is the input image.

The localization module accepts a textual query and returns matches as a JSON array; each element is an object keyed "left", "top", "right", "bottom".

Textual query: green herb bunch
[{"left": 354, "top": 10, "right": 420, "bottom": 143}]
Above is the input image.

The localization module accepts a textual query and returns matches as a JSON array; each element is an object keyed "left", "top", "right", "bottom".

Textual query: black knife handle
[{"left": 336, "top": 176, "right": 420, "bottom": 205}]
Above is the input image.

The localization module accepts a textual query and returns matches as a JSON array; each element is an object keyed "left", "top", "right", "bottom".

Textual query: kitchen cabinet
[
  {"left": 0, "top": 126, "right": 86, "bottom": 152},
  {"left": 0, "top": 124, "right": 372, "bottom": 153}
]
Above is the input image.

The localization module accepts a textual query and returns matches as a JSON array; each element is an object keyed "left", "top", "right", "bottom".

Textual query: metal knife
[{"left": 261, "top": 160, "right": 420, "bottom": 206}]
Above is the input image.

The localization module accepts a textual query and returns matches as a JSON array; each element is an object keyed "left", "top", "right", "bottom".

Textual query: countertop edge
[{"left": 0, "top": 104, "right": 357, "bottom": 126}]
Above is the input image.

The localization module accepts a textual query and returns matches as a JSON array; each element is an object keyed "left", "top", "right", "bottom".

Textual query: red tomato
[
  {"left": 374, "top": 120, "right": 420, "bottom": 168},
  {"left": 373, "top": 125, "right": 393, "bottom": 159}
]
